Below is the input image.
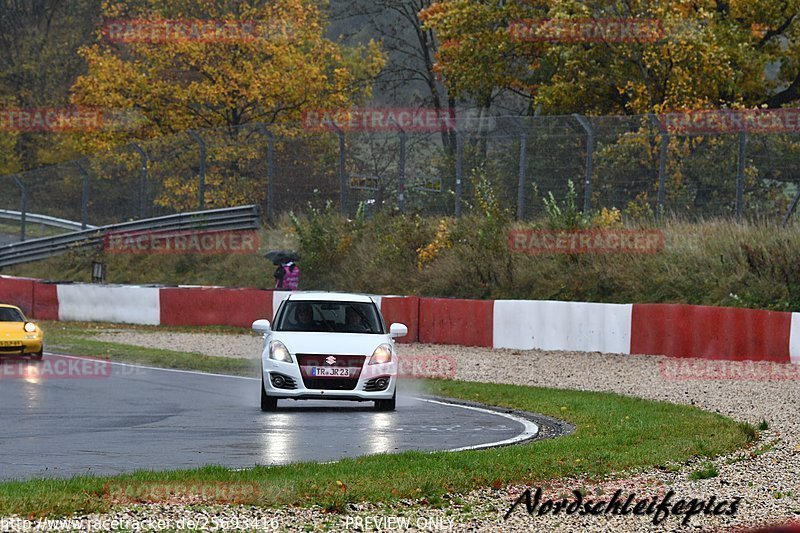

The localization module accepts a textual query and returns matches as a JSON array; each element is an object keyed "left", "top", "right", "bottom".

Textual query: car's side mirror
[
  {"left": 252, "top": 319, "right": 271, "bottom": 334},
  {"left": 389, "top": 323, "right": 408, "bottom": 338}
]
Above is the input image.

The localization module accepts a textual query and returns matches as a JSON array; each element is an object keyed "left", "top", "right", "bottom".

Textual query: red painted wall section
[
  {"left": 418, "top": 298, "right": 494, "bottom": 347},
  {"left": 32, "top": 281, "right": 59, "bottom": 320},
  {"left": 380, "top": 296, "right": 419, "bottom": 343},
  {"left": 0, "top": 276, "right": 35, "bottom": 316},
  {"left": 631, "top": 303, "right": 791, "bottom": 363},
  {"left": 160, "top": 288, "right": 273, "bottom": 328}
]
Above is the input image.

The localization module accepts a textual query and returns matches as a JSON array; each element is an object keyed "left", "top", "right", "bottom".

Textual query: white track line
[
  {"left": 46, "top": 352, "right": 259, "bottom": 380},
  {"left": 45, "top": 352, "right": 539, "bottom": 451},
  {"left": 415, "top": 398, "right": 539, "bottom": 452}
]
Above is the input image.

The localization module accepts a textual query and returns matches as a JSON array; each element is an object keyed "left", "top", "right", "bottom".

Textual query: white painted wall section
[
  {"left": 493, "top": 300, "right": 633, "bottom": 354},
  {"left": 789, "top": 313, "right": 800, "bottom": 365},
  {"left": 57, "top": 284, "right": 161, "bottom": 325},
  {"left": 272, "top": 291, "right": 292, "bottom": 317}
]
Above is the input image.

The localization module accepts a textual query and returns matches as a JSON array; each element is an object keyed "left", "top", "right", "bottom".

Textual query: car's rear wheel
[
  {"left": 260, "top": 377, "right": 278, "bottom": 412},
  {"left": 374, "top": 390, "right": 396, "bottom": 411}
]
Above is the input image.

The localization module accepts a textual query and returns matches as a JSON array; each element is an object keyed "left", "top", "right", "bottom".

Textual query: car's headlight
[
  {"left": 368, "top": 344, "right": 393, "bottom": 365},
  {"left": 269, "top": 341, "right": 292, "bottom": 363},
  {"left": 24, "top": 322, "right": 36, "bottom": 333}
]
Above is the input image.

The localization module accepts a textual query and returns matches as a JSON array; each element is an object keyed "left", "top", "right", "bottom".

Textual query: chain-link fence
[{"left": 2, "top": 113, "right": 800, "bottom": 239}]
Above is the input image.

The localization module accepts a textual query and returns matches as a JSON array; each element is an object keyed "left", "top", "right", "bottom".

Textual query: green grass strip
[{"left": 0, "top": 374, "right": 753, "bottom": 517}]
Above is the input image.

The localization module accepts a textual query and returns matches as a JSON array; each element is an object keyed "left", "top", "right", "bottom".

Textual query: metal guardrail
[
  {"left": 0, "top": 209, "right": 97, "bottom": 232},
  {"left": 0, "top": 205, "right": 261, "bottom": 268}
]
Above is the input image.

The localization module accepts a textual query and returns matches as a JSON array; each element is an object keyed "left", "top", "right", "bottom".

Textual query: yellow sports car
[{"left": 0, "top": 304, "right": 43, "bottom": 359}]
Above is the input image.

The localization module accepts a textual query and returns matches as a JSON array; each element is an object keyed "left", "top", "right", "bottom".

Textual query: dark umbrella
[{"left": 265, "top": 249, "right": 300, "bottom": 265}]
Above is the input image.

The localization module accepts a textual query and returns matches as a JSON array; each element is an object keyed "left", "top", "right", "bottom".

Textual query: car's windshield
[
  {"left": 274, "top": 300, "right": 384, "bottom": 334},
  {"left": 0, "top": 307, "right": 24, "bottom": 322}
]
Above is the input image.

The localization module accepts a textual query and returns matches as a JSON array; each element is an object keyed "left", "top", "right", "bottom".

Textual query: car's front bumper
[
  {"left": 262, "top": 357, "right": 397, "bottom": 401},
  {"left": 0, "top": 337, "right": 43, "bottom": 356}
]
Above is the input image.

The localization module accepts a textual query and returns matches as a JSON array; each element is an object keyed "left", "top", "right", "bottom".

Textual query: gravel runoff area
[{"left": 16, "top": 330, "right": 800, "bottom": 531}]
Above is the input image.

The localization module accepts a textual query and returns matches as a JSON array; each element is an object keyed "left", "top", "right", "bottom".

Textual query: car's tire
[
  {"left": 261, "top": 378, "right": 278, "bottom": 412},
  {"left": 374, "top": 391, "right": 396, "bottom": 411},
  {"left": 32, "top": 348, "right": 43, "bottom": 360}
]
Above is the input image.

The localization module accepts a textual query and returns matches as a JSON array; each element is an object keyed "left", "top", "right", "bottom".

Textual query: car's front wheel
[
  {"left": 260, "top": 377, "right": 277, "bottom": 412},
  {"left": 32, "top": 348, "right": 43, "bottom": 360},
  {"left": 374, "top": 390, "right": 396, "bottom": 411}
]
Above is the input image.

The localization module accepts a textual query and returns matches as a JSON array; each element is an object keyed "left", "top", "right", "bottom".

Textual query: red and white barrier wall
[{"left": 1, "top": 275, "right": 797, "bottom": 364}]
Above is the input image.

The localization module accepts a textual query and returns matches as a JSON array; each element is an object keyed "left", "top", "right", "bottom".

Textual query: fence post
[
  {"left": 510, "top": 117, "right": 528, "bottom": 220},
  {"left": 385, "top": 116, "right": 407, "bottom": 212},
  {"left": 187, "top": 130, "right": 206, "bottom": 210},
  {"left": 256, "top": 124, "right": 275, "bottom": 225},
  {"left": 323, "top": 121, "right": 348, "bottom": 215},
  {"left": 781, "top": 186, "right": 800, "bottom": 227},
  {"left": 12, "top": 175, "right": 26, "bottom": 241},
  {"left": 455, "top": 129, "right": 463, "bottom": 217},
  {"left": 573, "top": 114, "right": 594, "bottom": 213},
  {"left": 75, "top": 161, "right": 90, "bottom": 230},
  {"left": 736, "top": 132, "right": 746, "bottom": 222},
  {"left": 131, "top": 143, "right": 147, "bottom": 219},
  {"left": 648, "top": 114, "right": 669, "bottom": 218},
  {"left": 397, "top": 127, "right": 407, "bottom": 213}
]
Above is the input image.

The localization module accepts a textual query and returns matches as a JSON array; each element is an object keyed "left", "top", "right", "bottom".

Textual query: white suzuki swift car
[{"left": 252, "top": 292, "right": 407, "bottom": 412}]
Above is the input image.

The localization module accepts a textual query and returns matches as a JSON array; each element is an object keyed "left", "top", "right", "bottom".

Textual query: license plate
[
  {"left": 311, "top": 367, "right": 351, "bottom": 377},
  {"left": 0, "top": 341, "right": 21, "bottom": 347}
]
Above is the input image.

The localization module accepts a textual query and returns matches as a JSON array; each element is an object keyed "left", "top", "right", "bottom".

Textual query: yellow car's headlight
[{"left": 24, "top": 322, "right": 36, "bottom": 333}]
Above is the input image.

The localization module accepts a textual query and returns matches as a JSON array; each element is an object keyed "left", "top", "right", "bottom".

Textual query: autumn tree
[
  {"left": 420, "top": 0, "right": 800, "bottom": 115},
  {"left": 67, "top": 0, "right": 385, "bottom": 210}
]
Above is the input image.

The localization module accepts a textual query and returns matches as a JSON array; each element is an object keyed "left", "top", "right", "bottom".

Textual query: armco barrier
[
  {"left": 419, "top": 297, "right": 494, "bottom": 347},
  {"left": 631, "top": 304, "right": 792, "bottom": 363},
  {"left": 0, "top": 275, "right": 35, "bottom": 316},
  {"left": 160, "top": 287, "right": 272, "bottom": 328},
  {"left": 380, "top": 296, "right": 419, "bottom": 343},
  {"left": 493, "top": 300, "right": 632, "bottom": 353}
]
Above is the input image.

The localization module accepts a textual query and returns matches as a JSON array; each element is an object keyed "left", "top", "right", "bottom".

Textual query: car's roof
[
  {"left": 0, "top": 304, "right": 22, "bottom": 311},
  {"left": 286, "top": 292, "right": 376, "bottom": 303}
]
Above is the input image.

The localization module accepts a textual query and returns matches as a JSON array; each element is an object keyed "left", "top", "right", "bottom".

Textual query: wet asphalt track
[{"left": 0, "top": 354, "right": 537, "bottom": 481}]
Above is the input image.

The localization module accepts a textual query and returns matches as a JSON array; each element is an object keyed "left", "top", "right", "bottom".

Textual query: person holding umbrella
[{"left": 266, "top": 250, "right": 301, "bottom": 290}]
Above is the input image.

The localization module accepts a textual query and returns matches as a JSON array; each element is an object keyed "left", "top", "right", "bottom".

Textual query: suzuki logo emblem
[{"left": 325, "top": 356, "right": 336, "bottom": 365}]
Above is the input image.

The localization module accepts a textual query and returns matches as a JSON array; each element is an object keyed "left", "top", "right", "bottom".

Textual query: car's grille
[
  {"left": 364, "top": 376, "right": 391, "bottom": 392},
  {"left": 296, "top": 354, "right": 366, "bottom": 391},
  {"left": 0, "top": 345, "right": 23, "bottom": 353}
]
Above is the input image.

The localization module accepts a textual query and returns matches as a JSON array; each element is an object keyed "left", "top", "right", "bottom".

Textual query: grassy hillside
[{"left": 6, "top": 206, "right": 800, "bottom": 312}]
